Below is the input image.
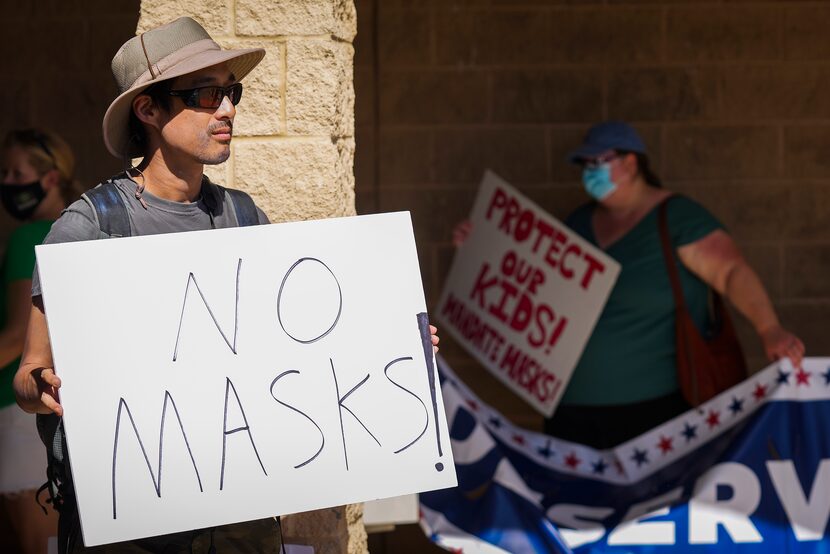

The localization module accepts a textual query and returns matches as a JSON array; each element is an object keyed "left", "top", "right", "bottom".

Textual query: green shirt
[
  {"left": 560, "top": 196, "right": 723, "bottom": 406},
  {"left": 0, "top": 220, "right": 53, "bottom": 409}
]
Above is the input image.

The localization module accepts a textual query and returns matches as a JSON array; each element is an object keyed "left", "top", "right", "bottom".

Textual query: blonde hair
[{"left": 2, "top": 128, "right": 80, "bottom": 204}]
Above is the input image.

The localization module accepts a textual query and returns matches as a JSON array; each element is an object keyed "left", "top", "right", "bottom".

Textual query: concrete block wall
[
  {"left": 355, "top": 0, "right": 830, "bottom": 433},
  {"left": 138, "top": 2, "right": 363, "bottom": 553}
]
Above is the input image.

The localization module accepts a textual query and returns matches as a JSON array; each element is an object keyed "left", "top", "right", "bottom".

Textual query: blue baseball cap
[{"left": 568, "top": 121, "right": 648, "bottom": 164}]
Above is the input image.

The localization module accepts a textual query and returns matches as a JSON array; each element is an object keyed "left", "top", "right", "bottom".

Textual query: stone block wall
[
  {"left": 355, "top": 0, "right": 830, "bottom": 436},
  {"left": 138, "top": 2, "right": 362, "bottom": 553},
  {"left": 139, "top": 0, "right": 357, "bottom": 226}
]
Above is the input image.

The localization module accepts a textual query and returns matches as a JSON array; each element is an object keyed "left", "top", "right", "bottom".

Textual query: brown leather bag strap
[
  {"left": 657, "top": 197, "right": 689, "bottom": 312},
  {"left": 659, "top": 196, "right": 701, "bottom": 404}
]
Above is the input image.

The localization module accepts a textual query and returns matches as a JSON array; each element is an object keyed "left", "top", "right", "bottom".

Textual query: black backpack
[{"left": 84, "top": 179, "right": 260, "bottom": 236}]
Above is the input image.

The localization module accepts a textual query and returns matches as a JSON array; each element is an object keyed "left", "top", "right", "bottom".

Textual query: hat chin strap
[{"left": 139, "top": 33, "right": 158, "bottom": 79}]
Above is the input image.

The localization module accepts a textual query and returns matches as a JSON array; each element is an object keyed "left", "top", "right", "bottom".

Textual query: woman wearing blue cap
[
  {"left": 546, "top": 121, "right": 803, "bottom": 447},
  {"left": 454, "top": 121, "right": 804, "bottom": 449}
]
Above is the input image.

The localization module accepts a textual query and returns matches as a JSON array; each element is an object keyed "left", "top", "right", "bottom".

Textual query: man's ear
[{"left": 133, "top": 94, "right": 162, "bottom": 130}]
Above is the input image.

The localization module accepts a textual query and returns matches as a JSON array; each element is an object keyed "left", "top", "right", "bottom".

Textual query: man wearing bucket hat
[{"left": 12, "top": 17, "right": 282, "bottom": 553}]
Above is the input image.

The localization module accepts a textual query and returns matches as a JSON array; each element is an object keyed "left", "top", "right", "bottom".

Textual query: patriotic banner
[
  {"left": 421, "top": 356, "right": 830, "bottom": 553},
  {"left": 437, "top": 172, "right": 620, "bottom": 417}
]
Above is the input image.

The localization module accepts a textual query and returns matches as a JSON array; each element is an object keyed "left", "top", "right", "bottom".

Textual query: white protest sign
[
  {"left": 36, "top": 212, "right": 456, "bottom": 546},
  {"left": 437, "top": 172, "right": 620, "bottom": 416}
]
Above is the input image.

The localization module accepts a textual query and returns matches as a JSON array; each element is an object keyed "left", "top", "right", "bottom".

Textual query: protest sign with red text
[{"left": 437, "top": 171, "right": 620, "bottom": 416}]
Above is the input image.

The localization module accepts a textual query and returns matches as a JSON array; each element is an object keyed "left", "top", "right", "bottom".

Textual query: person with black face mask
[{"left": 0, "top": 128, "right": 75, "bottom": 554}]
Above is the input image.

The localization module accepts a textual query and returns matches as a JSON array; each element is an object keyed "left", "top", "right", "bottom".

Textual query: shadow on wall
[{"left": 0, "top": 0, "right": 141, "bottom": 246}]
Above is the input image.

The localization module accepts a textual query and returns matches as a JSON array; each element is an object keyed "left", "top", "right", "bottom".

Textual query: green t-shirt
[
  {"left": 560, "top": 196, "right": 723, "bottom": 406},
  {"left": 0, "top": 220, "right": 53, "bottom": 409}
]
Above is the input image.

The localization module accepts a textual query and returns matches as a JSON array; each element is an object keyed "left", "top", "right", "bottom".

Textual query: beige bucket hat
[{"left": 103, "top": 17, "right": 265, "bottom": 159}]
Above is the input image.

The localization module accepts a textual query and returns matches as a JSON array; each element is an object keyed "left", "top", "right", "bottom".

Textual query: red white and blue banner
[{"left": 421, "top": 356, "right": 830, "bottom": 553}]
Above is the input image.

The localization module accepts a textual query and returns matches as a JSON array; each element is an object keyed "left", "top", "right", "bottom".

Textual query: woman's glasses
[
  {"left": 582, "top": 152, "right": 620, "bottom": 170},
  {"left": 168, "top": 83, "right": 244, "bottom": 109}
]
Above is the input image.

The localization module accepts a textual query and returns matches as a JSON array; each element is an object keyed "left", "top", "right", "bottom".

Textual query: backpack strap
[
  {"left": 225, "top": 188, "right": 259, "bottom": 227},
  {"left": 36, "top": 414, "right": 72, "bottom": 514},
  {"left": 83, "top": 181, "right": 131, "bottom": 238}
]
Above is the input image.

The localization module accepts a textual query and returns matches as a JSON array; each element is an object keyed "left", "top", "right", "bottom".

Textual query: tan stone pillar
[
  {"left": 137, "top": 0, "right": 356, "bottom": 222},
  {"left": 137, "top": 2, "right": 362, "bottom": 553}
]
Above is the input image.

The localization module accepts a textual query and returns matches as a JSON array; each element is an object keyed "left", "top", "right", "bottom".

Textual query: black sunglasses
[{"left": 168, "top": 83, "right": 243, "bottom": 109}]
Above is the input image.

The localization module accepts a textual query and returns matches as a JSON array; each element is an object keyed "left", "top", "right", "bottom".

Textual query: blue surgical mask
[{"left": 582, "top": 164, "right": 617, "bottom": 201}]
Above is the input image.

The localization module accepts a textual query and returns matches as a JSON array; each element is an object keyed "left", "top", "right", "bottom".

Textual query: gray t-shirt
[{"left": 32, "top": 173, "right": 269, "bottom": 295}]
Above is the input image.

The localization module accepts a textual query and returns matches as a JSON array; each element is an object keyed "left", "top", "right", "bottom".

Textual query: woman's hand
[
  {"left": 760, "top": 325, "right": 805, "bottom": 367},
  {"left": 430, "top": 325, "right": 440, "bottom": 353},
  {"left": 452, "top": 220, "right": 472, "bottom": 248}
]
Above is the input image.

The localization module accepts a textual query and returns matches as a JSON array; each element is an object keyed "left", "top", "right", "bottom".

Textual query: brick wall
[{"left": 354, "top": 0, "right": 830, "bottom": 434}]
